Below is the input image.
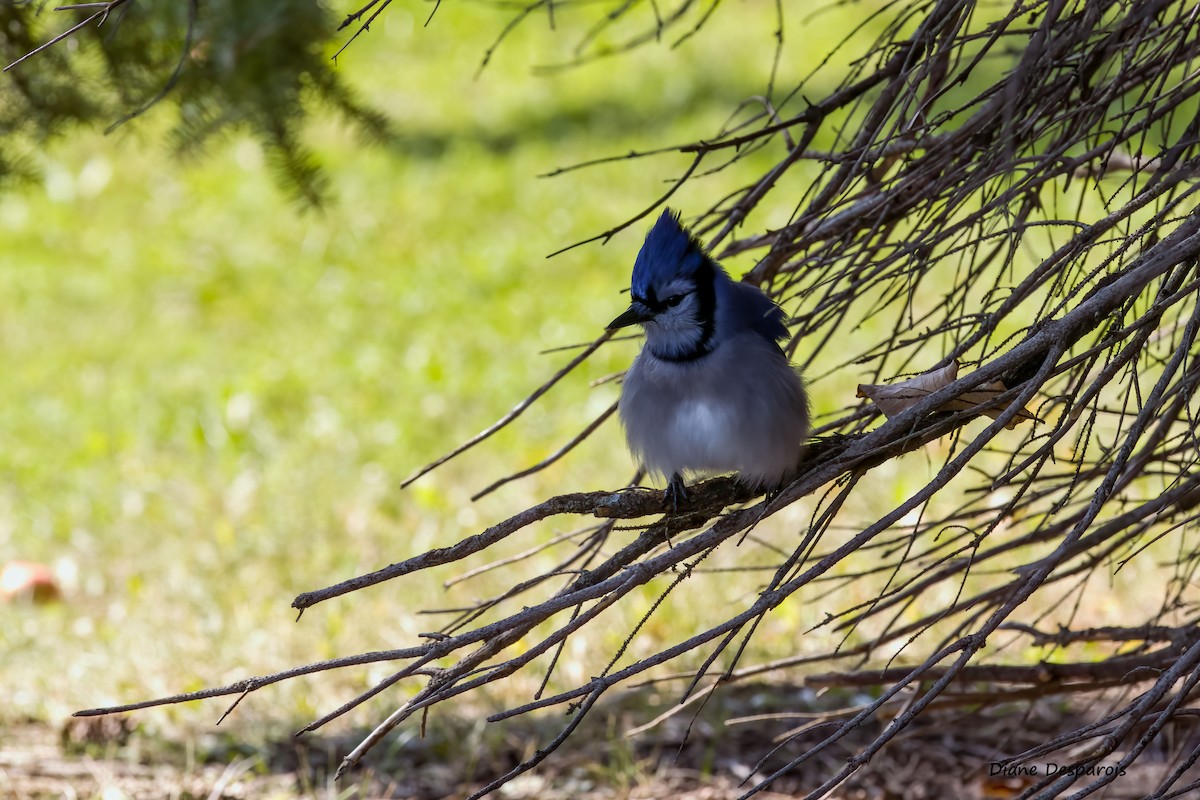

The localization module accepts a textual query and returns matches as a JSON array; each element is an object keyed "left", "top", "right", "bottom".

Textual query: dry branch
[
  {"left": 76, "top": 0, "right": 1200, "bottom": 797},
  {"left": 806, "top": 638, "right": 1193, "bottom": 689}
]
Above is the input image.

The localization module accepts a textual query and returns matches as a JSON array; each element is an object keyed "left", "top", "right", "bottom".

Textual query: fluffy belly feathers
[{"left": 619, "top": 347, "right": 806, "bottom": 487}]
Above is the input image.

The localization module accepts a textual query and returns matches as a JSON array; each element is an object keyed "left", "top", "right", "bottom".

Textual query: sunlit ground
[{"left": 0, "top": 1, "right": 1181, "bottom": 790}]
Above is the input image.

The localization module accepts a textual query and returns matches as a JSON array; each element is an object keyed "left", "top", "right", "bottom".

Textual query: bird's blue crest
[{"left": 631, "top": 209, "right": 709, "bottom": 297}]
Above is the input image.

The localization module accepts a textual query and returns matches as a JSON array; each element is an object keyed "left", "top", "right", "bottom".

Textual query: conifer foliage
[{"left": 2, "top": 0, "right": 388, "bottom": 203}]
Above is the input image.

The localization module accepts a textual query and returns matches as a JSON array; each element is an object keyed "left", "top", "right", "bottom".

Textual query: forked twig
[
  {"left": 71, "top": 1, "right": 1200, "bottom": 796},
  {"left": 4, "top": 0, "right": 131, "bottom": 72}
]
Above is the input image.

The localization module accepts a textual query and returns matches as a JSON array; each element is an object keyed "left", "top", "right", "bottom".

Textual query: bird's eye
[{"left": 666, "top": 293, "right": 686, "bottom": 307}]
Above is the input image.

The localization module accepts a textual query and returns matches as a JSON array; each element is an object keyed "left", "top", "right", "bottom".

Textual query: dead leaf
[{"left": 857, "top": 360, "right": 1038, "bottom": 429}]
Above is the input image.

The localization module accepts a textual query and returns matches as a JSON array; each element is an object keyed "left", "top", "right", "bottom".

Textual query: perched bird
[{"left": 608, "top": 209, "right": 810, "bottom": 509}]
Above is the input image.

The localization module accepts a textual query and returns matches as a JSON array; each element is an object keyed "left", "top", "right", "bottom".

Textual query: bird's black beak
[{"left": 607, "top": 304, "right": 656, "bottom": 331}]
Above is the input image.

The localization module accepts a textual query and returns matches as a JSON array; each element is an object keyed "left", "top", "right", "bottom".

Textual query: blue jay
[{"left": 608, "top": 209, "right": 810, "bottom": 509}]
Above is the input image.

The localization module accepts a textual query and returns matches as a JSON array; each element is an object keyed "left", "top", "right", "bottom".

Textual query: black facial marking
[
  {"left": 693, "top": 255, "right": 717, "bottom": 348},
  {"left": 632, "top": 286, "right": 669, "bottom": 312},
  {"left": 654, "top": 251, "right": 718, "bottom": 364}
]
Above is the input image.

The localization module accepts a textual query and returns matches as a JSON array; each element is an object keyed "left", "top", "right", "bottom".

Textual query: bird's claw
[{"left": 663, "top": 473, "right": 688, "bottom": 512}]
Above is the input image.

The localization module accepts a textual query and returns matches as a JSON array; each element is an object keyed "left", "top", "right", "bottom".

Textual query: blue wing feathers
[{"left": 719, "top": 280, "right": 790, "bottom": 342}]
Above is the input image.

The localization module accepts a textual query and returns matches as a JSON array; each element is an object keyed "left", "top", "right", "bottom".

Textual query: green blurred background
[
  {"left": 0, "top": 1, "right": 869, "bottom": 737},
  {"left": 3, "top": 1, "right": 1154, "bottom": 774}
]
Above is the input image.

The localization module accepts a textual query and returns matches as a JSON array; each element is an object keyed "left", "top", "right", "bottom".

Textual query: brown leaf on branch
[{"left": 857, "top": 360, "right": 1038, "bottom": 429}]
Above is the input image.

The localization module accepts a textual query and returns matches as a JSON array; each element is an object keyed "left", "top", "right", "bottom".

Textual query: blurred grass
[
  {"left": 0, "top": 1, "right": 858, "bottom": 737},
  {"left": 0, "top": 0, "right": 1175, "bottom": 759}
]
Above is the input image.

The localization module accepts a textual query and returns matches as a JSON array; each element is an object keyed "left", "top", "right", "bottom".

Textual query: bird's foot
[
  {"left": 763, "top": 474, "right": 798, "bottom": 508},
  {"left": 663, "top": 473, "right": 688, "bottom": 512}
]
